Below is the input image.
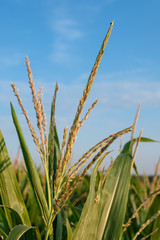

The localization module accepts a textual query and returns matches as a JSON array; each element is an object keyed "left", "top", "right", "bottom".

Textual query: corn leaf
[
  {"left": 48, "top": 96, "right": 60, "bottom": 194},
  {"left": 72, "top": 145, "right": 132, "bottom": 240},
  {"left": 0, "top": 227, "right": 8, "bottom": 239},
  {"left": 71, "top": 154, "right": 106, "bottom": 240},
  {"left": 122, "top": 136, "right": 159, "bottom": 175},
  {"left": 0, "top": 207, "right": 10, "bottom": 238},
  {"left": 0, "top": 130, "right": 30, "bottom": 227},
  {"left": 0, "top": 205, "right": 23, "bottom": 228},
  {"left": 144, "top": 194, "right": 160, "bottom": 240},
  {"left": 139, "top": 137, "right": 160, "bottom": 143},
  {"left": 6, "top": 224, "right": 41, "bottom": 240},
  {"left": 101, "top": 153, "right": 132, "bottom": 239},
  {"left": 10, "top": 103, "right": 49, "bottom": 226},
  {"left": 48, "top": 97, "right": 62, "bottom": 239},
  {"left": 61, "top": 209, "right": 73, "bottom": 240},
  {"left": 68, "top": 201, "right": 80, "bottom": 224},
  {"left": 66, "top": 217, "right": 73, "bottom": 240},
  {"left": 122, "top": 137, "right": 159, "bottom": 153}
]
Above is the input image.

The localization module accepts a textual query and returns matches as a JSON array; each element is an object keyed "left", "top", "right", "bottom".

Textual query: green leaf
[
  {"left": 56, "top": 211, "right": 63, "bottom": 240},
  {"left": 71, "top": 154, "right": 106, "bottom": 240},
  {"left": 97, "top": 154, "right": 132, "bottom": 240},
  {"left": 122, "top": 137, "right": 159, "bottom": 154},
  {"left": 62, "top": 209, "right": 73, "bottom": 240},
  {"left": 0, "top": 226, "right": 8, "bottom": 239},
  {"left": 0, "top": 207, "right": 10, "bottom": 238},
  {"left": 0, "top": 205, "right": 23, "bottom": 229},
  {"left": 66, "top": 217, "right": 73, "bottom": 240},
  {"left": 122, "top": 136, "right": 159, "bottom": 175},
  {"left": 6, "top": 224, "right": 41, "bottom": 240},
  {"left": 144, "top": 194, "right": 160, "bottom": 240},
  {"left": 139, "top": 137, "right": 160, "bottom": 143},
  {"left": 123, "top": 137, "right": 160, "bottom": 152},
  {"left": 48, "top": 96, "right": 60, "bottom": 192},
  {"left": 68, "top": 202, "right": 80, "bottom": 224},
  {"left": 10, "top": 103, "right": 49, "bottom": 226},
  {"left": 72, "top": 147, "right": 132, "bottom": 240},
  {"left": 0, "top": 130, "right": 30, "bottom": 228},
  {"left": 48, "top": 96, "right": 62, "bottom": 239}
]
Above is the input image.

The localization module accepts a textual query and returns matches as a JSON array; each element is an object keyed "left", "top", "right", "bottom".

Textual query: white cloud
[
  {"left": 52, "top": 19, "right": 82, "bottom": 40},
  {"left": 49, "top": 40, "right": 72, "bottom": 64},
  {"left": 50, "top": 49, "right": 70, "bottom": 64},
  {"left": 1, "top": 75, "right": 160, "bottom": 120},
  {"left": 49, "top": 11, "right": 83, "bottom": 64},
  {"left": 0, "top": 53, "right": 24, "bottom": 67},
  {"left": 1, "top": 75, "right": 160, "bottom": 174},
  {"left": 93, "top": 80, "right": 160, "bottom": 109}
]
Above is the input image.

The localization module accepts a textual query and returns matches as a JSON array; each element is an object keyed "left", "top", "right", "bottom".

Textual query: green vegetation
[{"left": 0, "top": 22, "right": 160, "bottom": 239}]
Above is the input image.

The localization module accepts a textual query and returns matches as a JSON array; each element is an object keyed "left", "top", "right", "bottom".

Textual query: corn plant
[
  {"left": 122, "top": 159, "right": 160, "bottom": 240},
  {"left": 0, "top": 21, "right": 160, "bottom": 239}
]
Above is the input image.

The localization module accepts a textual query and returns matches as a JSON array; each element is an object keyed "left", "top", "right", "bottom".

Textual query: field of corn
[{"left": 0, "top": 22, "right": 160, "bottom": 240}]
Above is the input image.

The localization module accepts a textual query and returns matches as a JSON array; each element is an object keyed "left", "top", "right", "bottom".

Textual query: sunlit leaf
[{"left": 0, "top": 130, "right": 30, "bottom": 228}]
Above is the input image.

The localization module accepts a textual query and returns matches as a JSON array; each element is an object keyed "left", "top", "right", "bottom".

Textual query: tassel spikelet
[
  {"left": 62, "top": 22, "right": 114, "bottom": 168},
  {"left": 11, "top": 57, "right": 49, "bottom": 165}
]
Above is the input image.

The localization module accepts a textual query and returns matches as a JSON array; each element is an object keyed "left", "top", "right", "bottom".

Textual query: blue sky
[{"left": 1, "top": 0, "right": 160, "bottom": 174}]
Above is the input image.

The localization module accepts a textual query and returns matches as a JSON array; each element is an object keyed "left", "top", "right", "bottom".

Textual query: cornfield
[{"left": 0, "top": 22, "right": 160, "bottom": 240}]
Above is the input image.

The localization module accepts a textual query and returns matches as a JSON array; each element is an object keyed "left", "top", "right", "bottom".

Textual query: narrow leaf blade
[
  {"left": 6, "top": 224, "right": 41, "bottom": 240},
  {"left": 71, "top": 155, "right": 105, "bottom": 240},
  {"left": 0, "top": 130, "right": 30, "bottom": 227},
  {"left": 72, "top": 147, "right": 132, "bottom": 240},
  {"left": 144, "top": 194, "right": 160, "bottom": 240},
  {"left": 10, "top": 103, "right": 49, "bottom": 226}
]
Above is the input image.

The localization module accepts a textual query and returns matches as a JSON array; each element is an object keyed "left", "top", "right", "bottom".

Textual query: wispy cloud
[
  {"left": 52, "top": 19, "right": 82, "bottom": 40},
  {"left": 95, "top": 81, "right": 160, "bottom": 108},
  {"left": 49, "top": 7, "right": 83, "bottom": 64},
  {"left": 93, "top": 69, "right": 160, "bottom": 108},
  {"left": 1, "top": 74, "right": 160, "bottom": 120},
  {"left": 1, "top": 75, "right": 160, "bottom": 173},
  {"left": 50, "top": 41, "right": 71, "bottom": 64},
  {"left": 37, "top": 76, "right": 160, "bottom": 120},
  {"left": 0, "top": 53, "right": 24, "bottom": 67}
]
